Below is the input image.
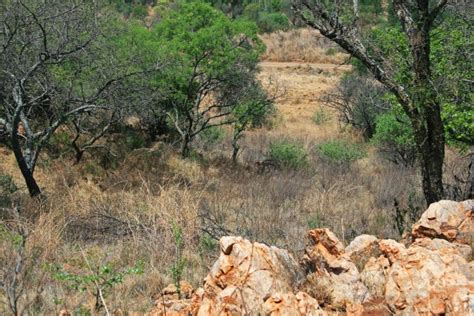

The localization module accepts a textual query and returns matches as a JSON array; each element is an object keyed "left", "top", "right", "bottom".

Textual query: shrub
[
  {"left": 322, "top": 73, "right": 388, "bottom": 139},
  {"left": 0, "top": 174, "right": 17, "bottom": 207},
  {"left": 317, "top": 140, "right": 366, "bottom": 164},
  {"left": 200, "top": 126, "right": 225, "bottom": 145},
  {"left": 312, "top": 109, "right": 331, "bottom": 125},
  {"left": 269, "top": 140, "right": 308, "bottom": 169},
  {"left": 257, "top": 12, "right": 290, "bottom": 33},
  {"left": 325, "top": 47, "right": 337, "bottom": 55},
  {"left": 371, "top": 107, "right": 417, "bottom": 167}
]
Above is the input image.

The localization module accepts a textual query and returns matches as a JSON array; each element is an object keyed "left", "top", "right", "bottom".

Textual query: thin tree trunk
[
  {"left": 410, "top": 24, "right": 445, "bottom": 205},
  {"left": 10, "top": 132, "right": 41, "bottom": 197},
  {"left": 465, "top": 151, "right": 474, "bottom": 200},
  {"left": 10, "top": 108, "right": 41, "bottom": 197},
  {"left": 181, "top": 134, "right": 190, "bottom": 158}
]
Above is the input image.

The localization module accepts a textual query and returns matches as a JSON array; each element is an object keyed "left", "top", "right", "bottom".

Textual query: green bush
[
  {"left": 269, "top": 140, "right": 308, "bottom": 169},
  {"left": 257, "top": 12, "right": 290, "bottom": 33},
  {"left": 325, "top": 47, "right": 337, "bottom": 55},
  {"left": 317, "top": 140, "right": 366, "bottom": 164},
  {"left": 200, "top": 126, "right": 225, "bottom": 145},
  {"left": 371, "top": 106, "right": 417, "bottom": 166},
  {"left": 312, "top": 109, "right": 330, "bottom": 125},
  {"left": 0, "top": 174, "right": 17, "bottom": 207}
]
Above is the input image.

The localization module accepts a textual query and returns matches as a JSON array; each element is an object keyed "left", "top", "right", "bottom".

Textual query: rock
[
  {"left": 383, "top": 242, "right": 474, "bottom": 314},
  {"left": 197, "top": 236, "right": 305, "bottom": 314},
  {"left": 412, "top": 237, "right": 472, "bottom": 260},
  {"left": 150, "top": 281, "right": 195, "bottom": 316},
  {"left": 303, "top": 229, "right": 370, "bottom": 307},
  {"left": 147, "top": 200, "right": 474, "bottom": 315},
  {"left": 345, "top": 235, "right": 380, "bottom": 271},
  {"left": 262, "top": 291, "right": 327, "bottom": 315},
  {"left": 360, "top": 256, "right": 390, "bottom": 299},
  {"left": 412, "top": 200, "right": 474, "bottom": 244},
  {"left": 378, "top": 239, "right": 407, "bottom": 264},
  {"left": 161, "top": 281, "right": 194, "bottom": 300}
]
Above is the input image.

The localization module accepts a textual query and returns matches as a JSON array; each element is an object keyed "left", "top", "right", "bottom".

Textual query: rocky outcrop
[
  {"left": 150, "top": 200, "right": 474, "bottom": 315},
  {"left": 412, "top": 199, "right": 473, "bottom": 244},
  {"left": 302, "top": 229, "right": 370, "bottom": 307}
]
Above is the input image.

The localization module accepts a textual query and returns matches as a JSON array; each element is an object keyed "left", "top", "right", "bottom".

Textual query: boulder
[
  {"left": 360, "top": 256, "right": 390, "bottom": 299},
  {"left": 262, "top": 292, "right": 326, "bottom": 315},
  {"left": 381, "top": 240, "right": 474, "bottom": 314},
  {"left": 345, "top": 234, "right": 380, "bottom": 271},
  {"left": 412, "top": 200, "right": 474, "bottom": 244},
  {"left": 147, "top": 200, "right": 474, "bottom": 315},
  {"left": 302, "top": 229, "right": 370, "bottom": 307},
  {"left": 197, "top": 236, "right": 305, "bottom": 314}
]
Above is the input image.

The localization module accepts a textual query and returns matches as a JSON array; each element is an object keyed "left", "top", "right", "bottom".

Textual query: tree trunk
[
  {"left": 10, "top": 131, "right": 41, "bottom": 197},
  {"left": 231, "top": 140, "right": 239, "bottom": 163},
  {"left": 180, "top": 134, "right": 190, "bottom": 158},
  {"left": 465, "top": 151, "right": 474, "bottom": 200},
  {"left": 409, "top": 24, "right": 445, "bottom": 205}
]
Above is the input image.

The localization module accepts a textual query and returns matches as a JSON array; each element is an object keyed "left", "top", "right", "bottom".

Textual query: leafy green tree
[
  {"left": 149, "top": 2, "right": 266, "bottom": 157},
  {"left": 294, "top": 0, "right": 469, "bottom": 204}
]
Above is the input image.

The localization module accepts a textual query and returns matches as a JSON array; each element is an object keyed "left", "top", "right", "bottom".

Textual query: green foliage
[
  {"left": 269, "top": 140, "right": 308, "bottom": 169},
  {"left": 125, "top": 130, "right": 147, "bottom": 150},
  {"left": 170, "top": 222, "right": 186, "bottom": 298},
  {"left": 371, "top": 105, "right": 417, "bottom": 166},
  {"left": 0, "top": 174, "right": 17, "bottom": 208},
  {"left": 199, "top": 233, "right": 217, "bottom": 253},
  {"left": 325, "top": 47, "right": 337, "bottom": 56},
  {"left": 317, "top": 140, "right": 366, "bottom": 164},
  {"left": 257, "top": 12, "right": 290, "bottom": 33},
  {"left": 312, "top": 109, "right": 330, "bottom": 125},
  {"left": 200, "top": 127, "right": 225, "bottom": 145},
  {"left": 366, "top": 11, "right": 473, "bottom": 148},
  {"left": 48, "top": 258, "right": 143, "bottom": 311}
]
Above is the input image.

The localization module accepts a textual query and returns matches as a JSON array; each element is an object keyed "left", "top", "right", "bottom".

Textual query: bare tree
[
  {"left": 293, "top": 0, "right": 450, "bottom": 204},
  {"left": 0, "top": 0, "right": 151, "bottom": 196}
]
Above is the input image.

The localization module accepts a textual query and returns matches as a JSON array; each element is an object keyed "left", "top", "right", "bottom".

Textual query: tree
[
  {"left": 293, "top": 0, "right": 453, "bottom": 204},
  {"left": 231, "top": 84, "right": 274, "bottom": 162},
  {"left": 0, "top": 0, "right": 149, "bottom": 197},
  {"left": 151, "top": 2, "right": 266, "bottom": 157}
]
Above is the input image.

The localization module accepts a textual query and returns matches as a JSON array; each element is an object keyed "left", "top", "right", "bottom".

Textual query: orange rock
[
  {"left": 412, "top": 200, "right": 474, "bottom": 244},
  {"left": 303, "top": 228, "right": 370, "bottom": 307}
]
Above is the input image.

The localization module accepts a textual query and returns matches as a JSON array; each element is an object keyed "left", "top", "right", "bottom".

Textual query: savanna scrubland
[{"left": 0, "top": 0, "right": 473, "bottom": 314}]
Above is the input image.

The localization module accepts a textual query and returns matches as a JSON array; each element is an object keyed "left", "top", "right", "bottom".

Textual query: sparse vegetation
[
  {"left": 317, "top": 140, "right": 366, "bottom": 165},
  {"left": 0, "top": 0, "right": 472, "bottom": 314},
  {"left": 269, "top": 140, "right": 308, "bottom": 169}
]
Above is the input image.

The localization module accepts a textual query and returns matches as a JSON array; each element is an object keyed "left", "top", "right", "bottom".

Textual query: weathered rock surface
[
  {"left": 302, "top": 229, "right": 370, "bottom": 307},
  {"left": 412, "top": 199, "right": 474, "bottom": 244},
  {"left": 262, "top": 292, "right": 326, "bottom": 315},
  {"left": 150, "top": 200, "right": 474, "bottom": 315},
  {"left": 382, "top": 240, "right": 473, "bottom": 314},
  {"left": 198, "top": 236, "right": 306, "bottom": 314}
]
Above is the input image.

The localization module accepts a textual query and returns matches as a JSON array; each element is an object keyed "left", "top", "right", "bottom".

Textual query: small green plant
[
  {"left": 170, "top": 223, "right": 186, "bottom": 299},
  {"left": 125, "top": 130, "right": 146, "bottom": 150},
  {"left": 307, "top": 214, "right": 326, "bottom": 229},
  {"left": 0, "top": 174, "right": 17, "bottom": 207},
  {"left": 317, "top": 140, "right": 366, "bottom": 164},
  {"left": 269, "top": 140, "right": 308, "bottom": 169},
  {"left": 199, "top": 233, "right": 217, "bottom": 253},
  {"left": 48, "top": 259, "right": 143, "bottom": 313},
  {"left": 312, "top": 109, "right": 331, "bottom": 125},
  {"left": 325, "top": 47, "right": 337, "bottom": 55},
  {"left": 257, "top": 12, "right": 291, "bottom": 33},
  {"left": 200, "top": 126, "right": 225, "bottom": 145}
]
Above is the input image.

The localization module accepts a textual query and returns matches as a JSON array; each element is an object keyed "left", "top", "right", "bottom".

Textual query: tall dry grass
[
  {"left": 260, "top": 28, "right": 348, "bottom": 64},
  {"left": 0, "top": 137, "right": 427, "bottom": 314}
]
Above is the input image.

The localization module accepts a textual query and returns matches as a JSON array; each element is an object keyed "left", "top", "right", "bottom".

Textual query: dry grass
[
  {"left": 0, "top": 28, "right": 464, "bottom": 314},
  {"left": 0, "top": 139, "right": 425, "bottom": 314},
  {"left": 260, "top": 28, "right": 348, "bottom": 64}
]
